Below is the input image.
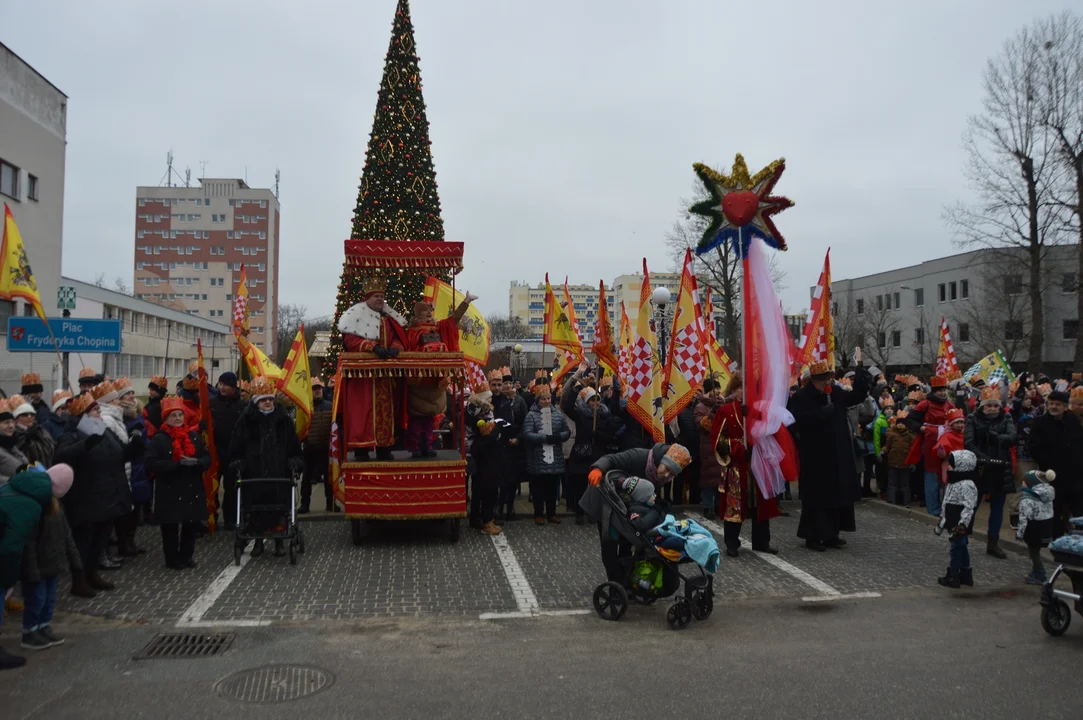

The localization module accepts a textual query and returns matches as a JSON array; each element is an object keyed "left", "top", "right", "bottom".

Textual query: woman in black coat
[
  {"left": 465, "top": 389, "right": 506, "bottom": 534},
  {"left": 1028, "top": 391, "right": 1083, "bottom": 534},
  {"left": 145, "top": 397, "right": 211, "bottom": 569},
  {"left": 787, "top": 364, "right": 870, "bottom": 551},
  {"left": 54, "top": 395, "right": 135, "bottom": 591},
  {"left": 963, "top": 388, "right": 1017, "bottom": 559},
  {"left": 228, "top": 384, "right": 303, "bottom": 558},
  {"left": 561, "top": 368, "right": 621, "bottom": 521}
]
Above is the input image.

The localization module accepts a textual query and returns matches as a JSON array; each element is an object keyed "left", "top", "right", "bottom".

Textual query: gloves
[
  {"left": 588, "top": 468, "right": 603, "bottom": 486},
  {"left": 179, "top": 456, "right": 199, "bottom": 467},
  {"left": 546, "top": 434, "right": 560, "bottom": 444},
  {"left": 386, "top": 347, "right": 401, "bottom": 358},
  {"left": 372, "top": 345, "right": 389, "bottom": 359}
]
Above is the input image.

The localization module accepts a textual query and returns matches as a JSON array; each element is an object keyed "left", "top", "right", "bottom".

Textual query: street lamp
[
  {"left": 511, "top": 343, "right": 524, "bottom": 378},
  {"left": 901, "top": 285, "right": 927, "bottom": 375},
  {"left": 651, "top": 286, "right": 672, "bottom": 365}
]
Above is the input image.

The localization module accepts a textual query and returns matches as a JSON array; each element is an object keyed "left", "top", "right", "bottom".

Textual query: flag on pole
[
  {"left": 544, "top": 274, "right": 584, "bottom": 388},
  {"left": 329, "top": 364, "right": 345, "bottom": 508},
  {"left": 662, "top": 249, "right": 710, "bottom": 422},
  {"left": 702, "top": 287, "right": 736, "bottom": 384},
  {"left": 465, "top": 360, "right": 487, "bottom": 391},
  {"left": 236, "top": 332, "right": 282, "bottom": 380},
  {"left": 277, "top": 324, "right": 313, "bottom": 441},
  {"left": 232, "top": 264, "right": 250, "bottom": 335},
  {"left": 196, "top": 339, "right": 220, "bottom": 532},
  {"left": 563, "top": 278, "right": 583, "bottom": 340},
  {"left": 627, "top": 260, "right": 664, "bottom": 442},
  {"left": 797, "top": 249, "right": 834, "bottom": 371},
  {"left": 424, "top": 276, "right": 490, "bottom": 365},
  {"left": 617, "top": 301, "right": 633, "bottom": 392},
  {"left": 963, "top": 350, "right": 1016, "bottom": 387},
  {"left": 0, "top": 204, "right": 46, "bottom": 321},
  {"left": 936, "top": 317, "right": 960, "bottom": 378},
  {"left": 592, "top": 281, "right": 618, "bottom": 375}
]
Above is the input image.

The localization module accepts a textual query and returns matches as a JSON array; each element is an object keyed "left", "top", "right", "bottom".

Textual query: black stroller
[
  {"left": 581, "top": 474, "right": 715, "bottom": 630},
  {"left": 232, "top": 477, "right": 306, "bottom": 565},
  {"left": 1039, "top": 518, "right": 1083, "bottom": 637}
]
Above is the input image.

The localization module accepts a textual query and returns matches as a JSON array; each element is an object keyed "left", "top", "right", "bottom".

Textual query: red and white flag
[
  {"left": 797, "top": 249, "right": 834, "bottom": 371},
  {"left": 936, "top": 317, "right": 960, "bottom": 377}
]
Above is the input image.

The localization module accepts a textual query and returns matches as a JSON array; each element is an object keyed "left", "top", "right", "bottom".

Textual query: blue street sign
[{"left": 6, "top": 317, "right": 123, "bottom": 354}]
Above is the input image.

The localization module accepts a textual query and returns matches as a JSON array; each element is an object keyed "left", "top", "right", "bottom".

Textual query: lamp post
[
  {"left": 901, "top": 285, "right": 927, "bottom": 375},
  {"left": 511, "top": 343, "right": 524, "bottom": 379},
  {"left": 651, "top": 286, "right": 672, "bottom": 365}
]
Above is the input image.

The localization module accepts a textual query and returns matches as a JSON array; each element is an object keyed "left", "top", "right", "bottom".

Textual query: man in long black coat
[
  {"left": 787, "top": 363, "right": 871, "bottom": 551},
  {"left": 1028, "top": 390, "right": 1083, "bottom": 534}
]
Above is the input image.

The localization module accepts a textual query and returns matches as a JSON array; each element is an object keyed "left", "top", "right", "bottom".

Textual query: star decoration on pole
[{"left": 690, "top": 154, "right": 794, "bottom": 257}]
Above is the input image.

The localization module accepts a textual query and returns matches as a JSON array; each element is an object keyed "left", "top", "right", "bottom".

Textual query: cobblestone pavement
[{"left": 45, "top": 501, "right": 1039, "bottom": 626}]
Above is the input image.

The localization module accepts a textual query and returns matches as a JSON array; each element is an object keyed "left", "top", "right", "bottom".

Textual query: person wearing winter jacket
[
  {"left": 963, "top": 385, "right": 1017, "bottom": 560},
  {"left": 561, "top": 364, "right": 623, "bottom": 521},
  {"left": 0, "top": 402, "right": 30, "bottom": 486},
  {"left": 465, "top": 382, "right": 504, "bottom": 535},
  {"left": 1016, "top": 469, "right": 1057, "bottom": 585},
  {"left": 209, "top": 373, "right": 246, "bottom": 524},
  {"left": 1027, "top": 390, "right": 1083, "bottom": 535},
  {"left": 18, "top": 464, "right": 81, "bottom": 652},
  {"left": 143, "top": 375, "right": 169, "bottom": 440},
  {"left": 905, "top": 375, "right": 958, "bottom": 516},
  {"left": 870, "top": 401, "right": 893, "bottom": 498},
  {"left": 937, "top": 450, "right": 979, "bottom": 589},
  {"left": 520, "top": 383, "right": 571, "bottom": 524},
  {"left": 146, "top": 396, "right": 211, "bottom": 569},
  {"left": 693, "top": 380, "right": 725, "bottom": 519},
  {"left": 11, "top": 396, "right": 55, "bottom": 468},
  {"left": 227, "top": 377, "right": 303, "bottom": 558},
  {"left": 883, "top": 412, "right": 917, "bottom": 506},
  {"left": 0, "top": 467, "right": 53, "bottom": 669}
]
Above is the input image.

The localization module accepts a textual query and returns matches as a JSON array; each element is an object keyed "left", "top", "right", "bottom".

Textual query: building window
[
  {"left": 260, "top": 200, "right": 267, "bottom": 208},
  {"left": 0, "top": 159, "right": 20, "bottom": 199},
  {"left": 958, "top": 322, "right": 970, "bottom": 342},
  {"left": 1063, "top": 273, "right": 1077, "bottom": 294},
  {"left": 876, "top": 295, "right": 883, "bottom": 311},
  {"left": 893, "top": 292, "right": 900, "bottom": 309},
  {"left": 949, "top": 281, "right": 957, "bottom": 301},
  {"left": 914, "top": 288, "right": 924, "bottom": 306},
  {"left": 258, "top": 231, "right": 266, "bottom": 240},
  {"left": 877, "top": 331, "right": 886, "bottom": 348},
  {"left": 1005, "top": 320, "right": 1024, "bottom": 340},
  {"left": 1064, "top": 320, "right": 1079, "bottom": 341},
  {"left": 1004, "top": 275, "right": 1023, "bottom": 295},
  {"left": 891, "top": 330, "right": 901, "bottom": 347},
  {"left": 914, "top": 327, "right": 924, "bottom": 345},
  {"left": 938, "top": 283, "right": 946, "bottom": 303},
  {"left": 27, "top": 174, "right": 38, "bottom": 201},
  {"left": 227, "top": 231, "right": 233, "bottom": 239},
  {"left": 138, "top": 198, "right": 146, "bottom": 207},
  {"left": 961, "top": 279, "right": 969, "bottom": 299},
  {"left": 856, "top": 298, "right": 864, "bottom": 315},
  {"left": 831, "top": 301, "right": 838, "bottom": 316}
]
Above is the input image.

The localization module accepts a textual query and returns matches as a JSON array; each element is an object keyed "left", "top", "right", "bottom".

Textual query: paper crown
[
  {"left": 249, "top": 377, "right": 276, "bottom": 400},
  {"left": 880, "top": 397, "right": 895, "bottom": 407},
  {"left": 51, "top": 389, "right": 73, "bottom": 412},
  {"left": 532, "top": 383, "right": 551, "bottom": 397},
  {"left": 70, "top": 393, "right": 97, "bottom": 417},
  {"left": 1070, "top": 386, "right": 1083, "bottom": 401},
  {"left": 1038, "top": 382, "right": 1052, "bottom": 397},
  {"left": 534, "top": 369, "right": 547, "bottom": 379},
  {"left": 6, "top": 395, "right": 30, "bottom": 414},
  {"left": 487, "top": 368, "right": 504, "bottom": 381},
  {"left": 808, "top": 360, "right": 832, "bottom": 377},
  {"left": 980, "top": 386, "right": 1001, "bottom": 404},
  {"left": 113, "top": 377, "right": 134, "bottom": 396},
  {"left": 90, "top": 382, "right": 116, "bottom": 401},
  {"left": 599, "top": 375, "right": 613, "bottom": 388},
  {"left": 20, "top": 372, "right": 42, "bottom": 389},
  {"left": 1073, "top": 373, "right": 1082, "bottom": 382},
  {"left": 78, "top": 367, "right": 97, "bottom": 381},
  {"left": 161, "top": 396, "right": 186, "bottom": 416},
  {"left": 946, "top": 370, "right": 963, "bottom": 381},
  {"left": 149, "top": 375, "right": 168, "bottom": 390},
  {"left": 182, "top": 377, "right": 200, "bottom": 391},
  {"left": 929, "top": 376, "right": 948, "bottom": 389},
  {"left": 946, "top": 408, "right": 965, "bottom": 424},
  {"left": 499, "top": 366, "right": 512, "bottom": 379},
  {"left": 238, "top": 380, "right": 251, "bottom": 392},
  {"left": 907, "top": 390, "right": 926, "bottom": 402},
  {"left": 472, "top": 380, "right": 491, "bottom": 395},
  {"left": 894, "top": 409, "right": 909, "bottom": 422}
]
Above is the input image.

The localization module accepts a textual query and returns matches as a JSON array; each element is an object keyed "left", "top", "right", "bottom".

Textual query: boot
[
  {"left": 986, "top": 540, "right": 1007, "bottom": 560},
  {"left": 958, "top": 568, "right": 974, "bottom": 587},
  {"left": 938, "top": 567, "right": 960, "bottom": 589},
  {"left": 375, "top": 447, "right": 393, "bottom": 461},
  {"left": 86, "top": 569, "right": 115, "bottom": 591},
  {"left": 69, "top": 571, "right": 98, "bottom": 599},
  {"left": 0, "top": 646, "right": 27, "bottom": 671},
  {"left": 481, "top": 521, "right": 502, "bottom": 535},
  {"left": 98, "top": 550, "right": 122, "bottom": 570},
  {"left": 273, "top": 539, "right": 286, "bottom": 557},
  {"left": 118, "top": 536, "right": 140, "bottom": 558}
]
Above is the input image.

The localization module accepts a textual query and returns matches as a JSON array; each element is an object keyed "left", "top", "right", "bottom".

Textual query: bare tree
[
  {"left": 112, "top": 277, "right": 131, "bottom": 295},
  {"left": 487, "top": 314, "right": 528, "bottom": 341},
  {"left": 831, "top": 292, "right": 865, "bottom": 369},
  {"left": 859, "top": 294, "right": 901, "bottom": 371},
  {"left": 956, "top": 253, "right": 1049, "bottom": 365},
  {"left": 1036, "top": 12, "right": 1083, "bottom": 367},
  {"left": 274, "top": 303, "right": 307, "bottom": 365},
  {"left": 945, "top": 21, "right": 1072, "bottom": 369},
  {"left": 93, "top": 273, "right": 106, "bottom": 288}
]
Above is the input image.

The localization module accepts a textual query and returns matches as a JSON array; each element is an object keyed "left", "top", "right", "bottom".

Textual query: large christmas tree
[{"left": 326, "top": 0, "right": 446, "bottom": 374}]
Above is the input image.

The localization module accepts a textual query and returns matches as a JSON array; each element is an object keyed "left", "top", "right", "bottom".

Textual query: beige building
[
  {"left": 508, "top": 272, "right": 681, "bottom": 340},
  {"left": 0, "top": 42, "right": 67, "bottom": 394},
  {"left": 64, "top": 278, "right": 233, "bottom": 395},
  {"left": 133, "top": 179, "right": 280, "bottom": 356}
]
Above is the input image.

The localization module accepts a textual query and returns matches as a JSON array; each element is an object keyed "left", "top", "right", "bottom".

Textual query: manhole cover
[
  {"left": 216, "top": 665, "right": 335, "bottom": 703},
  {"left": 134, "top": 633, "right": 235, "bottom": 659}
]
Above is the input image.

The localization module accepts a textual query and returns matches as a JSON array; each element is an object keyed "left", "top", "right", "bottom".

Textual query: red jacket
[
  {"left": 906, "top": 398, "right": 957, "bottom": 472},
  {"left": 933, "top": 429, "right": 964, "bottom": 484}
]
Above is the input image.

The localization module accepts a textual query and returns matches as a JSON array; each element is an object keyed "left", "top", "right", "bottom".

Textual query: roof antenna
[{"left": 274, "top": 168, "right": 281, "bottom": 199}]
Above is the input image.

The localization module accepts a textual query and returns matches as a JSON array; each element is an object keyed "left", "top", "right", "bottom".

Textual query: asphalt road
[{"left": 3, "top": 587, "right": 1080, "bottom": 719}]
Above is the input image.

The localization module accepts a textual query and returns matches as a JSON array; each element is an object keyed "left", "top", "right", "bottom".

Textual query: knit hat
[
  {"left": 945, "top": 408, "right": 965, "bottom": 426},
  {"left": 579, "top": 387, "right": 598, "bottom": 403},
  {"left": 980, "top": 386, "right": 1002, "bottom": 407},
  {"left": 149, "top": 375, "right": 169, "bottom": 393},
  {"left": 10, "top": 395, "right": 35, "bottom": 418},
  {"left": 218, "top": 372, "right": 238, "bottom": 388},
  {"left": 948, "top": 449, "right": 977, "bottom": 473},
  {"left": 660, "top": 444, "right": 692, "bottom": 475},
  {"left": 1023, "top": 469, "right": 1055, "bottom": 487},
  {"left": 47, "top": 463, "right": 74, "bottom": 498},
  {"left": 249, "top": 376, "right": 276, "bottom": 403},
  {"left": 622, "top": 476, "right": 655, "bottom": 505},
  {"left": 0, "top": 402, "right": 12, "bottom": 422},
  {"left": 51, "top": 389, "right": 73, "bottom": 412},
  {"left": 20, "top": 372, "right": 43, "bottom": 394}
]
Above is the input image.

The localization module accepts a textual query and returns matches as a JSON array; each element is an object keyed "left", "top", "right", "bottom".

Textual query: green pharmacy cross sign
[{"left": 57, "top": 285, "right": 76, "bottom": 311}]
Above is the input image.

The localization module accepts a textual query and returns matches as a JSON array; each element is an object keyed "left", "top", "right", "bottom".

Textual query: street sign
[
  {"left": 57, "top": 286, "right": 76, "bottom": 311},
  {"left": 6, "top": 317, "right": 122, "bottom": 354}
]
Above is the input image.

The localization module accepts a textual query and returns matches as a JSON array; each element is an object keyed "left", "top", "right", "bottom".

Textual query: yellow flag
[
  {"left": 1, "top": 204, "right": 45, "bottom": 321},
  {"left": 423, "top": 276, "right": 490, "bottom": 364},
  {"left": 543, "top": 273, "right": 583, "bottom": 354},
  {"left": 662, "top": 249, "right": 709, "bottom": 423},
  {"left": 617, "top": 301, "right": 633, "bottom": 392},
  {"left": 628, "top": 261, "right": 663, "bottom": 442},
  {"left": 702, "top": 287, "right": 734, "bottom": 387},
  {"left": 277, "top": 324, "right": 313, "bottom": 440},
  {"left": 237, "top": 332, "right": 282, "bottom": 380}
]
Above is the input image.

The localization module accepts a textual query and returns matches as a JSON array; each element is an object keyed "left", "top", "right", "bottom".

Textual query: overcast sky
[{"left": 1, "top": 0, "right": 1073, "bottom": 319}]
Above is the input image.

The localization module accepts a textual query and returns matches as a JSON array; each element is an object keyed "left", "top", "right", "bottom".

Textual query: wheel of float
[
  {"left": 667, "top": 600, "right": 692, "bottom": 630},
  {"left": 592, "top": 582, "right": 629, "bottom": 621}
]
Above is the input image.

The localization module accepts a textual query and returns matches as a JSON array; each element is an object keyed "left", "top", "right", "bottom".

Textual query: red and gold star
[{"left": 690, "top": 154, "right": 794, "bottom": 255}]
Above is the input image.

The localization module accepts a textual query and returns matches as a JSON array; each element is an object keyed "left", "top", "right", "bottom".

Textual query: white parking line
[
  {"left": 489, "top": 532, "right": 540, "bottom": 615},
  {"left": 176, "top": 541, "right": 253, "bottom": 627}
]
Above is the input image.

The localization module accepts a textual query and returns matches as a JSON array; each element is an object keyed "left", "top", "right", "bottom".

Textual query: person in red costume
[
  {"left": 710, "top": 373, "right": 779, "bottom": 557},
  {"left": 403, "top": 293, "right": 477, "bottom": 457},
  {"left": 337, "top": 279, "right": 408, "bottom": 461},
  {"left": 904, "top": 375, "right": 957, "bottom": 517}
]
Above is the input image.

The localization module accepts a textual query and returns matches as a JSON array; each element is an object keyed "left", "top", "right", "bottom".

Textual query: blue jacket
[
  {"left": 653, "top": 515, "right": 720, "bottom": 573},
  {"left": 520, "top": 404, "right": 571, "bottom": 475}
]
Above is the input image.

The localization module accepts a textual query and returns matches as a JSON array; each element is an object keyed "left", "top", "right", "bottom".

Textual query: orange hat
[
  {"left": 980, "top": 386, "right": 1002, "bottom": 406},
  {"left": 487, "top": 368, "right": 504, "bottom": 382},
  {"left": 113, "top": 377, "right": 135, "bottom": 397},
  {"left": 660, "top": 444, "right": 692, "bottom": 475},
  {"left": 20, "top": 372, "right": 43, "bottom": 393},
  {"left": 238, "top": 379, "right": 251, "bottom": 393},
  {"left": 894, "top": 409, "right": 909, "bottom": 423},
  {"left": 91, "top": 381, "right": 118, "bottom": 404},
  {"left": 532, "top": 383, "right": 551, "bottom": 398},
  {"left": 149, "top": 375, "right": 169, "bottom": 392},
  {"left": 70, "top": 393, "right": 97, "bottom": 417},
  {"left": 249, "top": 376, "right": 277, "bottom": 402},
  {"left": 929, "top": 376, "right": 948, "bottom": 389},
  {"left": 161, "top": 395, "right": 186, "bottom": 417},
  {"left": 808, "top": 360, "right": 832, "bottom": 378},
  {"left": 78, "top": 367, "right": 97, "bottom": 381},
  {"left": 946, "top": 408, "right": 965, "bottom": 425},
  {"left": 1070, "top": 386, "right": 1083, "bottom": 401}
]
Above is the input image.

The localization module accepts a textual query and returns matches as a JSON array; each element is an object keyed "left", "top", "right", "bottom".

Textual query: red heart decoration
[
  {"left": 11, "top": 327, "right": 24, "bottom": 341},
  {"left": 721, "top": 191, "right": 759, "bottom": 227}
]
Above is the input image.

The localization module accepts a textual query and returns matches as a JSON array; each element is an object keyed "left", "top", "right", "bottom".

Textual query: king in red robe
[{"left": 337, "top": 285, "right": 407, "bottom": 460}]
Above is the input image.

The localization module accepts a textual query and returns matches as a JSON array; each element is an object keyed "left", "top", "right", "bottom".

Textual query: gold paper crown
[
  {"left": 929, "top": 376, "right": 948, "bottom": 389},
  {"left": 52, "top": 389, "right": 71, "bottom": 404},
  {"left": 20, "top": 372, "right": 41, "bottom": 386},
  {"left": 78, "top": 367, "right": 97, "bottom": 380},
  {"left": 6, "top": 394, "right": 25, "bottom": 412},
  {"left": 907, "top": 390, "right": 926, "bottom": 402},
  {"left": 70, "top": 393, "right": 97, "bottom": 416},
  {"left": 90, "top": 382, "right": 115, "bottom": 401},
  {"left": 1070, "top": 386, "right": 1083, "bottom": 401},
  {"left": 487, "top": 368, "right": 504, "bottom": 381},
  {"left": 363, "top": 276, "right": 389, "bottom": 295},
  {"left": 499, "top": 366, "right": 512, "bottom": 378},
  {"left": 249, "top": 376, "right": 276, "bottom": 398},
  {"left": 472, "top": 380, "right": 491, "bottom": 395},
  {"left": 113, "top": 377, "right": 134, "bottom": 395},
  {"left": 808, "top": 360, "right": 832, "bottom": 377},
  {"left": 182, "top": 376, "right": 200, "bottom": 391},
  {"left": 161, "top": 395, "right": 186, "bottom": 416},
  {"left": 599, "top": 375, "right": 614, "bottom": 388},
  {"left": 150, "top": 375, "right": 168, "bottom": 389},
  {"left": 238, "top": 380, "right": 251, "bottom": 392},
  {"left": 980, "top": 386, "right": 1001, "bottom": 403},
  {"left": 532, "top": 383, "right": 551, "bottom": 397}
]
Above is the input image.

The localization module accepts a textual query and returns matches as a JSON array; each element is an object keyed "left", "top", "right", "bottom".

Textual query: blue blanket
[
  {"left": 1050, "top": 534, "right": 1083, "bottom": 556},
  {"left": 652, "top": 515, "right": 720, "bottom": 573}
]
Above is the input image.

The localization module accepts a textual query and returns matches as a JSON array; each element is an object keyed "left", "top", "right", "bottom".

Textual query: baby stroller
[
  {"left": 585, "top": 476, "right": 715, "bottom": 630},
  {"left": 233, "top": 476, "right": 306, "bottom": 566},
  {"left": 1040, "top": 517, "right": 1083, "bottom": 637}
]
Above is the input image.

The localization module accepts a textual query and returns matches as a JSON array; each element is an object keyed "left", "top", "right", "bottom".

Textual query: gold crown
[
  {"left": 113, "top": 377, "right": 134, "bottom": 395},
  {"left": 161, "top": 395, "right": 186, "bottom": 416},
  {"left": 150, "top": 375, "right": 168, "bottom": 389},
  {"left": 78, "top": 367, "right": 97, "bottom": 380},
  {"left": 1070, "top": 386, "right": 1083, "bottom": 401},
  {"left": 20, "top": 372, "right": 41, "bottom": 386},
  {"left": 929, "top": 376, "right": 948, "bottom": 389},
  {"left": 532, "top": 383, "right": 551, "bottom": 397},
  {"left": 980, "top": 386, "right": 1001, "bottom": 403},
  {"left": 363, "top": 276, "right": 389, "bottom": 295},
  {"left": 249, "top": 376, "right": 276, "bottom": 398},
  {"left": 6, "top": 394, "right": 25, "bottom": 412},
  {"left": 488, "top": 368, "right": 504, "bottom": 381},
  {"left": 808, "top": 360, "right": 832, "bottom": 377},
  {"left": 90, "top": 382, "right": 115, "bottom": 401},
  {"left": 70, "top": 393, "right": 97, "bottom": 416}
]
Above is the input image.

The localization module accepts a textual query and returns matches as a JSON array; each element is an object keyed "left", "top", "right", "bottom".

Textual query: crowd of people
[{"left": 0, "top": 365, "right": 329, "bottom": 670}]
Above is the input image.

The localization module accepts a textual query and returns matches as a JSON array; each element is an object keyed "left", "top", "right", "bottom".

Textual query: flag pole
[
  {"left": 39, "top": 315, "right": 73, "bottom": 393},
  {"left": 739, "top": 228, "right": 749, "bottom": 455}
]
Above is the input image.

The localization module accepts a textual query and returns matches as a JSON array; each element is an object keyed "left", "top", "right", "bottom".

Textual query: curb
[{"left": 859, "top": 497, "right": 1032, "bottom": 557}]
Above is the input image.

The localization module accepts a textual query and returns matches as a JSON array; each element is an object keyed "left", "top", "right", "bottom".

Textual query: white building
[{"left": 0, "top": 42, "right": 67, "bottom": 393}]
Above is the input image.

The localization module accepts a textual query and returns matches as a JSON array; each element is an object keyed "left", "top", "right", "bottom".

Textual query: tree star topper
[{"left": 690, "top": 154, "right": 794, "bottom": 256}]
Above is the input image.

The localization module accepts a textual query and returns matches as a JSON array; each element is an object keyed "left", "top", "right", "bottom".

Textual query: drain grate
[
  {"left": 134, "top": 632, "right": 235, "bottom": 659},
  {"left": 216, "top": 665, "right": 335, "bottom": 703}
]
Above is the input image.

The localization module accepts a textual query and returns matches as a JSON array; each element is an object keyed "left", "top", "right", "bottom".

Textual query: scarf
[
  {"left": 162, "top": 423, "right": 196, "bottom": 462},
  {"left": 645, "top": 446, "right": 659, "bottom": 486},
  {"left": 540, "top": 406, "right": 554, "bottom": 465},
  {"left": 99, "top": 404, "right": 129, "bottom": 445}
]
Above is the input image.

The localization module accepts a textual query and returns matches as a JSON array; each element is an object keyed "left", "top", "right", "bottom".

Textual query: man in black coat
[
  {"left": 787, "top": 361, "right": 872, "bottom": 551},
  {"left": 300, "top": 377, "right": 334, "bottom": 514},
  {"left": 1028, "top": 390, "right": 1083, "bottom": 534},
  {"left": 209, "top": 372, "right": 245, "bottom": 529},
  {"left": 492, "top": 372, "right": 525, "bottom": 523}
]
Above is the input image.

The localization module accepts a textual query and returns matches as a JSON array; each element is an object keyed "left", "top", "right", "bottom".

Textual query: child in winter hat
[
  {"left": 1015, "top": 469, "right": 1057, "bottom": 585},
  {"left": 937, "top": 450, "right": 979, "bottom": 590}
]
